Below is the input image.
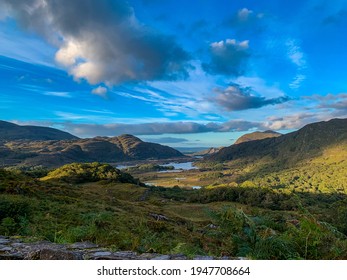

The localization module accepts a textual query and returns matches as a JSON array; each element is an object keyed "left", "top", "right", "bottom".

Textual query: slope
[
  {"left": 0, "top": 134, "right": 186, "bottom": 167},
  {"left": 208, "top": 118, "right": 347, "bottom": 169},
  {"left": 234, "top": 130, "right": 281, "bottom": 144},
  {"left": 0, "top": 120, "right": 78, "bottom": 141}
]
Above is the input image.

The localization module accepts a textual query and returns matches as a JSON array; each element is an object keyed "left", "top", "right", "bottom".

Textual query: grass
[{"left": 1, "top": 159, "right": 347, "bottom": 259}]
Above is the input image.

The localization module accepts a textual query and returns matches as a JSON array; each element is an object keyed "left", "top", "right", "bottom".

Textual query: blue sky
[{"left": 0, "top": 0, "right": 346, "bottom": 148}]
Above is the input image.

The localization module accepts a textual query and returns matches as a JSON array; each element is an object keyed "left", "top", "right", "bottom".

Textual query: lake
[
  {"left": 160, "top": 161, "right": 198, "bottom": 171},
  {"left": 117, "top": 161, "right": 198, "bottom": 172}
]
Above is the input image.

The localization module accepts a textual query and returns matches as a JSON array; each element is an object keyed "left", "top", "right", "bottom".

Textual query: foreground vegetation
[{"left": 1, "top": 161, "right": 347, "bottom": 259}]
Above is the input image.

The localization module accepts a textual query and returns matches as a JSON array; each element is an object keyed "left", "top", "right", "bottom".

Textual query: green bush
[{"left": 43, "top": 162, "right": 136, "bottom": 184}]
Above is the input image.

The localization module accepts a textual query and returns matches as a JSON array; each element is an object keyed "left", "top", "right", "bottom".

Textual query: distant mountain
[
  {"left": 234, "top": 130, "right": 281, "bottom": 145},
  {"left": 0, "top": 133, "right": 186, "bottom": 167},
  {"left": 0, "top": 120, "right": 78, "bottom": 141},
  {"left": 192, "top": 147, "right": 223, "bottom": 157},
  {"left": 109, "top": 134, "right": 184, "bottom": 160},
  {"left": 208, "top": 118, "right": 347, "bottom": 168}
]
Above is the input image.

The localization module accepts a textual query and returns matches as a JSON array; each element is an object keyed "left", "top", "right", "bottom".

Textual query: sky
[{"left": 0, "top": 0, "right": 346, "bottom": 148}]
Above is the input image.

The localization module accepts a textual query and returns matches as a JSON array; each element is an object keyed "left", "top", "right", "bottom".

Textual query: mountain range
[
  {"left": 0, "top": 121, "right": 185, "bottom": 167},
  {"left": 1, "top": 118, "right": 346, "bottom": 169},
  {"left": 192, "top": 130, "right": 282, "bottom": 157},
  {"left": 208, "top": 118, "right": 347, "bottom": 168},
  {"left": 0, "top": 120, "right": 78, "bottom": 141}
]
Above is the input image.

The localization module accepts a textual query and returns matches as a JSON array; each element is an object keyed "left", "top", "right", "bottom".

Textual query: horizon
[{"left": 1, "top": 0, "right": 347, "bottom": 148}]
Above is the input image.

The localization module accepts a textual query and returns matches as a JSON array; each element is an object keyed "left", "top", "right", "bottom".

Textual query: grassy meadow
[{"left": 1, "top": 156, "right": 347, "bottom": 259}]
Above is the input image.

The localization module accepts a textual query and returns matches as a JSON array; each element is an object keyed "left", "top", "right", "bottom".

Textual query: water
[
  {"left": 192, "top": 186, "right": 202, "bottom": 190},
  {"left": 116, "top": 164, "right": 135, "bottom": 170},
  {"left": 117, "top": 161, "right": 198, "bottom": 172},
  {"left": 160, "top": 162, "right": 198, "bottom": 170}
]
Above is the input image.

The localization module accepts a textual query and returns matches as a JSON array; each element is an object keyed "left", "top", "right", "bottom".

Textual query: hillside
[
  {"left": 208, "top": 118, "right": 347, "bottom": 168},
  {"left": 0, "top": 134, "right": 186, "bottom": 168},
  {"left": 192, "top": 147, "right": 222, "bottom": 157},
  {"left": 0, "top": 120, "right": 78, "bottom": 141},
  {"left": 1, "top": 119, "right": 347, "bottom": 260},
  {"left": 41, "top": 162, "right": 137, "bottom": 184},
  {"left": 109, "top": 134, "right": 185, "bottom": 160},
  {"left": 1, "top": 161, "right": 347, "bottom": 260},
  {"left": 234, "top": 130, "right": 281, "bottom": 145}
]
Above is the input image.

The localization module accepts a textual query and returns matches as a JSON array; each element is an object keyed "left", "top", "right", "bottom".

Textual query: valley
[{"left": 0, "top": 118, "right": 347, "bottom": 260}]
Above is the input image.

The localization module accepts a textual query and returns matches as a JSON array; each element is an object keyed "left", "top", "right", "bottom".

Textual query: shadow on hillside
[{"left": 151, "top": 185, "right": 347, "bottom": 233}]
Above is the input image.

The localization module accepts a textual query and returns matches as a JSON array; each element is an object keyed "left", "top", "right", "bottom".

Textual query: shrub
[{"left": 43, "top": 162, "right": 136, "bottom": 184}]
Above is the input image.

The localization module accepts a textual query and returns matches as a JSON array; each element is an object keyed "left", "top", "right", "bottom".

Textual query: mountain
[
  {"left": 0, "top": 120, "right": 78, "bottom": 141},
  {"left": 0, "top": 133, "right": 186, "bottom": 167},
  {"left": 234, "top": 130, "right": 281, "bottom": 145},
  {"left": 109, "top": 134, "right": 185, "bottom": 159},
  {"left": 192, "top": 147, "right": 223, "bottom": 157},
  {"left": 185, "top": 131, "right": 281, "bottom": 158},
  {"left": 208, "top": 118, "right": 347, "bottom": 167}
]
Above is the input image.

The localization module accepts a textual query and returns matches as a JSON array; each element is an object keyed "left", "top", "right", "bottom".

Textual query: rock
[
  {"left": 193, "top": 255, "right": 214, "bottom": 260},
  {"left": 170, "top": 254, "right": 187, "bottom": 260},
  {"left": 26, "top": 249, "right": 83, "bottom": 260},
  {"left": 0, "top": 246, "right": 13, "bottom": 252},
  {"left": 69, "top": 242, "right": 98, "bottom": 250},
  {"left": 0, "top": 235, "right": 236, "bottom": 260},
  {"left": 112, "top": 251, "right": 138, "bottom": 260},
  {"left": 138, "top": 253, "right": 158, "bottom": 260},
  {"left": 151, "top": 255, "right": 171, "bottom": 260},
  {"left": 0, "top": 253, "right": 23, "bottom": 260},
  {"left": 0, "top": 238, "right": 10, "bottom": 245},
  {"left": 91, "top": 251, "right": 112, "bottom": 257},
  {"left": 9, "top": 243, "right": 24, "bottom": 249},
  {"left": 88, "top": 251, "right": 141, "bottom": 260}
]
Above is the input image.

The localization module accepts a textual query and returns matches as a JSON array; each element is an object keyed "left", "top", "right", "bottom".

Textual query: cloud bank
[
  {"left": 62, "top": 120, "right": 264, "bottom": 137},
  {"left": 1, "top": 0, "right": 191, "bottom": 85},
  {"left": 212, "top": 84, "right": 290, "bottom": 111}
]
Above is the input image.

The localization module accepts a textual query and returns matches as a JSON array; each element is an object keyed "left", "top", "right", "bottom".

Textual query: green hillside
[
  {"left": 208, "top": 118, "right": 347, "bottom": 169},
  {"left": 1, "top": 161, "right": 347, "bottom": 259},
  {"left": 234, "top": 130, "right": 281, "bottom": 145},
  {"left": 1, "top": 119, "right": 347, "bottom": 259}
]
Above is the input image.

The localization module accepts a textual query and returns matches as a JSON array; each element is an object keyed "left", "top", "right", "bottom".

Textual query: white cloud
[
  {"left": 289, "top": 74, "right": 306, "bottom": 90},
  {"left": 286, "top": 39, "right": 306, "bottom": 67},
  {"left": 43, "top": 91, "right": 71, "bottom": 98},
  {"left": 286, "top": 39, "right": 307, "bottom": 90},
  {"left": 91, "top": 86, "right": 108, "bottom": 98},
  {"left": 265, "top": 113, "right": 316, "bottom": 130},
  {"left": 211, "top": 39, "right": 249, "bottom": 51},
  {"left": 2, "top": 0, "right": 191, "bottom": 85},
  {"left": 55, "top": 40, "right": 82, "bottom": 67},
  {"left": 238, "top": 8, "right": 253, "bottom": 21}
]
